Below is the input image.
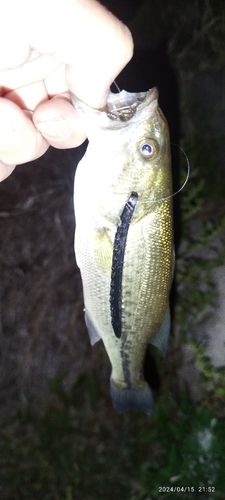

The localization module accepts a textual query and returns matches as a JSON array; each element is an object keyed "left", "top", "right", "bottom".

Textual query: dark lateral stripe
[{"left": 110, "top": 192, "right": 138, "bottom": 338}]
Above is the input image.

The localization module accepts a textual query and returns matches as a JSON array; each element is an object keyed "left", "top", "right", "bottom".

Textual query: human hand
[{"left": 0, "top": 0, "right": 133, "bottom": 181}]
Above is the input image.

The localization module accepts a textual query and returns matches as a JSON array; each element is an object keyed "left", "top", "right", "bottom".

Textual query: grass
[{"left": 1, "top": 374, "right": 225, "bottom": 500}]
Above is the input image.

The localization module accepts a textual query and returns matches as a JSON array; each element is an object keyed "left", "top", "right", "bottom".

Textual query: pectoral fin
[
  {"left": 85, "top": 311, "right": 101, "bottom": 346},
  {"left": 150, "top": 305, "right": 171, "bottom": 357}
]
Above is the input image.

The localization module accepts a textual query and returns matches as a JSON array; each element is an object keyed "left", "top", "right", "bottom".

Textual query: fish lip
[
  {"left": 104, "top": 87, "right": 159, "bottom": 122},
  {"left": 106, "top": 87, "right": 158, "bottom": 114},
  {"left": 70, "top": 87, "right": 159, "bottom": 130},
  {"left": 104, "top": 87, "right": 159, "bottom": 124},
  {"left": 71, "top": 87, "right": 158, "bottom": 113}
]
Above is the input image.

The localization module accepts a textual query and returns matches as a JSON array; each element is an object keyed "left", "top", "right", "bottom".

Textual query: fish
[{"left": 71, "top": 88, "right": 174, "bottom": 415}]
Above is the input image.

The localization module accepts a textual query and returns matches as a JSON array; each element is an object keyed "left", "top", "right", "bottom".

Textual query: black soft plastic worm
[{"left": 110, "top": 192, "right": 138, "bottom": 338}]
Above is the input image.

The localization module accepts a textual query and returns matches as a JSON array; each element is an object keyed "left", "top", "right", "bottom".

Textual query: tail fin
[{"left": 110, "top": 379, "right": 154, "bottom": 415}]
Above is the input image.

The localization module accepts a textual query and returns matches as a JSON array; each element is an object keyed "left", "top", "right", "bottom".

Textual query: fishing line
[
  {"left": 109, "top": 82, "right": 145, "bottom": 120},
  {"left": 136, "top": 143, "right": 190, "bottom": 206},
  {"left": 112, "top": 80, "right": 121, "bottom": 93},
  {"left": 169, "top": 143, "right": 190, "bottom": 197},
  {"left": 147, "top": 143, "right": 190, "bottom": 204},
  {"left": 109, "top": 144, "right": 190, "bottom": 206}
]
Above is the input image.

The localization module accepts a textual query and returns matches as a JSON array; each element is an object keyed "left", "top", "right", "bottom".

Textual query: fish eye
[{"left": 139, "top": 138, "right": 158, "bottom": 160}]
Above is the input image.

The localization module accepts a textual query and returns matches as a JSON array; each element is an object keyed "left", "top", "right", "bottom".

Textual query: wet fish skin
[{"left": 71, "top": 88, "right": 174, "bottom": 414}]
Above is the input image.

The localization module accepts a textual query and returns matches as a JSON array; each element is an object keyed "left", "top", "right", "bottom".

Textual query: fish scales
[{"left": 71, "top": 88, "right": 174, "bottom": 414}]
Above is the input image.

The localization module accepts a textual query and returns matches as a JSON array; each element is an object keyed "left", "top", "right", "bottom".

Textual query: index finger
[{"left": 28, "top": 0, "right": 133, "bottom": 108}]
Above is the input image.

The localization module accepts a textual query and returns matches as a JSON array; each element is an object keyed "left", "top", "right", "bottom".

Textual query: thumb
[{"left": 28, "top": 0, "right": 133, "bottom": 109}]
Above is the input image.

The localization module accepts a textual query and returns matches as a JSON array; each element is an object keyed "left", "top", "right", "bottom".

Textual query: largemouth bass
[{"left": 71, "top": 88, "right": 174, "bottom": 414}]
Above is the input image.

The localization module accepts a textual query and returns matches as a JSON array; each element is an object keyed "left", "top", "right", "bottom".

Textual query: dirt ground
[{"left": 0, "top": 145, "right": 114, "bottom": 417}]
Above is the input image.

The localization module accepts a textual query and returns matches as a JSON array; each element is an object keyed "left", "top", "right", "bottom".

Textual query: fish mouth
[
  {"left": 70, "top": 87, "right": 159, "bottom": 130},
  {"left": 106, "top": 87, "right": 158, "bottom": 122}
]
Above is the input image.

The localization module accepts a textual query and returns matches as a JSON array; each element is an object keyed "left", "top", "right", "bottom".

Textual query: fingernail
[{"left": 35, "top": 117, "right": 71, "bottom": 140}]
